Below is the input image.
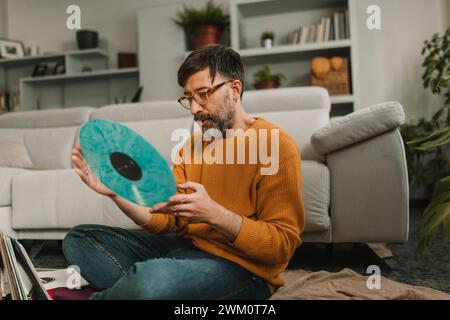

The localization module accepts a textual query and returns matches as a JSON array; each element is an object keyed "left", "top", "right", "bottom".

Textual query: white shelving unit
[
  {"left": 0, "top": 49, "right": 140, "bottom": 111},
  {"left": 230, "top": 0, "right": 360, "bottom": 115}
]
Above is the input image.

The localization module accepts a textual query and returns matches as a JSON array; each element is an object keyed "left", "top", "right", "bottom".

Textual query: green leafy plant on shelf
[
  {"left": 253, "top": 65, "right": 286, "bottom": 90},
  {"left": 404, "top": 27, "right": 450, "bottom": 254},
  {"left": 172, "top": 0, "right": 229, "bottom": 49}
]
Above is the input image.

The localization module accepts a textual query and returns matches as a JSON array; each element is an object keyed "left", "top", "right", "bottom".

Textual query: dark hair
[{"left": 177, "top": 44, "right": 245, "bottom": 98}]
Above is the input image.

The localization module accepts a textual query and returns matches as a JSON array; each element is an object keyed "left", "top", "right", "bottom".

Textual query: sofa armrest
[
  {"left": 327, "top": 128, "right": 409, "bottom": 243},
  {"left": 311, "top": 101, "right": 405, "bottom": 155}
]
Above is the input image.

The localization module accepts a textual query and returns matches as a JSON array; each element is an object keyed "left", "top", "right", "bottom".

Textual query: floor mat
[{"left": 271, "top": 268, "right": 450, "bottom": 300}]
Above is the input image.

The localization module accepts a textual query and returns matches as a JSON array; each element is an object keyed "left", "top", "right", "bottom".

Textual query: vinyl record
[{"left": 79, "top": 118, "right": 176, "bottom": 207}]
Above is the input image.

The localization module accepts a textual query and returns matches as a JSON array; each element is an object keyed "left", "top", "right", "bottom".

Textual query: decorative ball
[
  {"left": 331, "top": 57, "right": 344, "bottom": 71},
  {"left": 311, "top": 57, "right": 331, "bottom": 79}
]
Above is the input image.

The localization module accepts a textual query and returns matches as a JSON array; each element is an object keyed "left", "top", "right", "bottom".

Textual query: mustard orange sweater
[{"left": 141, "top": 118, "right": 305, "bottom": 294}]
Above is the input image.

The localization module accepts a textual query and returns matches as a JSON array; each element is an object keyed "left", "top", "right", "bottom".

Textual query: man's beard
[{"left": 194, "top": 95, "right": 234, "bottom": 137}]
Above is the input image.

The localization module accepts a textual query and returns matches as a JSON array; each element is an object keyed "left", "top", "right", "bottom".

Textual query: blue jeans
[{"left": 62, "top": 224, "right": 271, "bottom": 300}]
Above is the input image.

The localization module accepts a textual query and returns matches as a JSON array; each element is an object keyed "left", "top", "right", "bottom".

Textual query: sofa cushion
[
  {"left": 0, "top": 127, "right": 78, "bottom": 170},
  {"left": 0, "top": 107, "right": 93, "bottom": 128},
  {"left": 10, "top": 163, "right": 330, "bottom": 232},
  {"left": 0, "top": 135, "right": 33, "bottom": 169},
  {"left": 11, "top": 169, "right": 137, "bottom": 230},
  {"left": 0, "top": 167, "right": 31, "bottom": 206},
  {"left": 311, "top": 101, "right": 405, "bottom": 155},
  {"left": 302, "top": 160, "right": 330, "bottom": 232}
]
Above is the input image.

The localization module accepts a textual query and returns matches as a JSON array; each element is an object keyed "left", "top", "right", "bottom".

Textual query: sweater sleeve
[
  {"left": 229, "top": 151, "right": 305, "bottom": 264},
  {"left": 141, "top": 147, "right": 187, "bottom": 234}
]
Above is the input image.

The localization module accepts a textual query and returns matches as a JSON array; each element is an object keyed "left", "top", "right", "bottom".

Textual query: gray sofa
[{"left": 0, "top": 87, "right": 409, "bottom": 243}]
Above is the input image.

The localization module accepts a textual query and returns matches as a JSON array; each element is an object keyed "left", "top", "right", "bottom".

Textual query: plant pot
[
  {"left": 262, "top": 38, "right": 273, "bottom": 48},
  {"left": 254, "top": 81, "right": 279, "bottom": 90},
  {"left": 76, "top": 30, "right": 99, "bottom": 50},
  {"left": 191, "top": 25, "right": 221, "bottom": 49}
]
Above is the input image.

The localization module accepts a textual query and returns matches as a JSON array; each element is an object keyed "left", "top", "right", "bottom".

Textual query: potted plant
[
  {"left": 401, "top": 27, "right": 450, "bottom": 254},
  {"left": 261, "top": 31, "right": 274, "bottom": 48},
  {"left": 173, "top": 0, "right": 229, "bottom": 49},
  {"left": 253, "top": 65, "right": 286, "bottom": 89}
]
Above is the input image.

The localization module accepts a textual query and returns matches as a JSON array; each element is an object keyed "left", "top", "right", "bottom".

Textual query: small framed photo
[{"left": 0, "top": 38, "right": 25, "bottom": 59}]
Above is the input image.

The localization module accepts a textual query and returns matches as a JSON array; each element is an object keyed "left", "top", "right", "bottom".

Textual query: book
[
  {"left": 339, "top": 11, "right": 346, "bottom": 39},
  {"left": 300, "top": 26, "right": 309, "bottom": 44},
  {"left": 324, "top": 17, "right": 331, "bottom": 42},
  {"left": 333, "top": 11, "right": 340, "bottom": 40},
  {"left": 345, "top": 9, "right": 350, "bottom": 39}
]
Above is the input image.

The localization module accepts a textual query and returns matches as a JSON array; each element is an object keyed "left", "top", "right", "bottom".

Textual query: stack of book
[{"left": 287, "top": 9, "right": 350, "bottom": 45}]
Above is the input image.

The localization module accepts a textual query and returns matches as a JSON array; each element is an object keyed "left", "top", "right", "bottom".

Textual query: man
[{"left": 63, "top": 44, "right": 305, "bottom": 299}]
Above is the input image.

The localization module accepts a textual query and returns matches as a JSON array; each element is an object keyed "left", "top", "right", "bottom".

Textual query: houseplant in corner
[
  {"left": 253, "top": 65, "right": 286, "bottom": 89},
  {"left": 173, "top": 0, "right": 229, "bottom": 49},
  {"left": 404, "top": 27, "right": 450, "bottom": 254}
]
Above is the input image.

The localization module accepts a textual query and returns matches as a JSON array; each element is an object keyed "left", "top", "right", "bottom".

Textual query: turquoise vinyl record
[{"left": 79, "top": 119, "right": 176, "bottom": 207}]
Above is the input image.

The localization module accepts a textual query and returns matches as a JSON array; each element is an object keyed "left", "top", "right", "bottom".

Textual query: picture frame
[{"left": 0, "top": 38, "right": 25, "bottom": 59}]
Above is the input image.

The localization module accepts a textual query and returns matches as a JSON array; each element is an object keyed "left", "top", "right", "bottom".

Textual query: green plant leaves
[
  {"left": 407, "top": 125, "right": 450, "bottom": 150},
  {"left": 172, "top": 0, "right": 229, "bottom": 31},
  {"left": 417, "top": 176, "right": 450, "bottom": 255},
  {"left": 421, "top": 27, "right": 450, "bottom": 99},
  {"left": 253, "top": 65, "right": 286, "bottom": 85}
]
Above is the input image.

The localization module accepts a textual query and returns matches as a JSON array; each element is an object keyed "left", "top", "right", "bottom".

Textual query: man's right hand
[{"left": 72, "top": 143, "right": 117, "bottom": 198}]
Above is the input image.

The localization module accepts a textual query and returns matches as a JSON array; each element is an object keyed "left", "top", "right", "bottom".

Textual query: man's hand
[
  {"left": 149, "top": 182, "right": 218, "bottom": 224},
  {"left": 149, "top": 181, "right": 243, "bottom": 242},
  {"left": 72, "top": 144, "right": 116, "bottom": 198}
]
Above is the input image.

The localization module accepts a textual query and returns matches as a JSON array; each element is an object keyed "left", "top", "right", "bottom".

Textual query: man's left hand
[{"left": 149, "top": 181, "right": 220, "bottom": 224}]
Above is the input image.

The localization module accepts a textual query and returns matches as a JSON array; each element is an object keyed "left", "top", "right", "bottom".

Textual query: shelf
[
  {"left": 0, "top": 53, "right": 65, "bottom": 67},
  {"left": 0, "top": 49, "right": 108, "bottom": 67},
  {"left": 20, "top": 68, "right": 139, "bottom": 83},
  {"left": 330, "top": 94, "right": 353, "bottom": 104},
  {"left": 239, "top": 39, "right": 351, "bottom": 58},
  {"left": 235, "top": 0, "right": 348, "bottom": 18},
  {"left": 62, "top": 48, "right": 108, "bottom": 57}
]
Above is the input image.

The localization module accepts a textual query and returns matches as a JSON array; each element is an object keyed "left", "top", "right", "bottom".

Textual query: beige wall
[
  {"left": 354, "top": 0, "right": 448, "bottom": 121},
  {"left": 4, "top": 0, "right": 173, "bottom": 68},
  {"left": 0, "top": 0, "right": 7, "bottom": 37}
]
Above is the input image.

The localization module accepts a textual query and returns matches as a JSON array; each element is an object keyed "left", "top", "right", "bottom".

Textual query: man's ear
[{"left": 231, "top": 80, "right": 242, "bottom": 102}]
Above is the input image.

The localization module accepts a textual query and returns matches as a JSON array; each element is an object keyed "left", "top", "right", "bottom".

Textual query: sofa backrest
[
  {"left": 243, "top": 87, "right": 330, "bottom": 161},
  {"left": 0, "top": 107, "right": 93, "bottom": 128},
  {"left": 0, "top": 107, "right": 94, "bottom": 170},
  {"left": 0, "top": 87, "right": 330, "bottom": 169}
]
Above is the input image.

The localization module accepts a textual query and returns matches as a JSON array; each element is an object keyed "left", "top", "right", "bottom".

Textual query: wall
[
  {"left": 354, "top": 0, "right": 448, "bottom": 121},
  {"left": 0, "top": 0, "right": 7, "bottom": 37},
  {"left": 4, "top": 0, "right": 164, "bottom": 68}
]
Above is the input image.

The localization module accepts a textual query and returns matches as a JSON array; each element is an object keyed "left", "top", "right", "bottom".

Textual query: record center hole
[{"left": 110, "top": 152, "right": 142, "bottom": 181}]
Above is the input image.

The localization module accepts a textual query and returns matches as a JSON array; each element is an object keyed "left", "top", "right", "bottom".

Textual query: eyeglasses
[{"left": 178, "top": 80, "right": 234, "bottom": 110}]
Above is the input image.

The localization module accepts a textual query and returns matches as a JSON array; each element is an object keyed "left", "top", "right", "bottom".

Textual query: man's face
[{"left": 183, "top": 68, "right": 235, "bottom": 136}]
